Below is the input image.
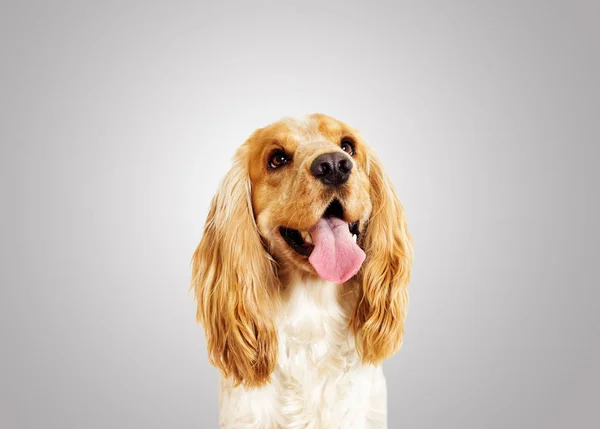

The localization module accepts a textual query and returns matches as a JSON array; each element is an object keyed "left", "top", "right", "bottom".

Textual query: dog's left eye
[
  {"left": 341, "top": 138, "right": 355, "bottom": 156},
  {"left": 268, "top": 151, "right": 290, "bottom": 169}
]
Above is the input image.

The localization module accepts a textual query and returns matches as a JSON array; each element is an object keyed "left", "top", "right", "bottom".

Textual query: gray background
[{"left": 1, "top": 0, "right": 598, "bottom": 428}]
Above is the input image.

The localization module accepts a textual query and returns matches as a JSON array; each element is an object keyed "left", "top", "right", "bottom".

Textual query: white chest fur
[{"left": 218, "top": 280, "right": 388, "bottom": 429}]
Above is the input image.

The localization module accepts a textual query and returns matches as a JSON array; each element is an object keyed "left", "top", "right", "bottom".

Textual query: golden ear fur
[
  {"left": 191, "top": 145, "right": 278, "bottom": 387},
  {"left": 351, "top": 148, "right": 414, "bottom": 363}
]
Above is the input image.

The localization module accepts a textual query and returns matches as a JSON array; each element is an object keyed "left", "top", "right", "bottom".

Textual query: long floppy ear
[
  {"left": 191, "top": 146, "right": 278, "bottom": 387},
  {"left": 351, "top": 148, "right": 414, "bottom": 364}
]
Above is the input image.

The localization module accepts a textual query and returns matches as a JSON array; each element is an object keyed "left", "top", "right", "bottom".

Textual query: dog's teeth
[
  {"left": 301, "top": 231, "right": 313, "bottom": 244},
  {"left": 352, "top": 234, "right": 357, "bottom": 243}
]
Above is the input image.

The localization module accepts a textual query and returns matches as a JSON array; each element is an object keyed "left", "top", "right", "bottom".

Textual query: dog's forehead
[
  {"left": 283, "top": 114, "right": 320, "bottom": 135},
  {"left": 278, "top": 114, "right": 346, "bottom": 149}
]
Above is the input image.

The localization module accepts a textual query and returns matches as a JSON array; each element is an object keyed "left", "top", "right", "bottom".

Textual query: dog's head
[{"left": 192, "top": 113, "right": 413, "bottom": 387}]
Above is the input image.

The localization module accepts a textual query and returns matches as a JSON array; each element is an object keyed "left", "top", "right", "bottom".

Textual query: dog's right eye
[{"left": 268, "top": 151, "right": 290, "bottom": 169}]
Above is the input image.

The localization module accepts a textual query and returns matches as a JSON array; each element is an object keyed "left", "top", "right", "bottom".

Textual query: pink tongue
[{"left": 308, "top": 217, "right": 366, "bottom": 283}]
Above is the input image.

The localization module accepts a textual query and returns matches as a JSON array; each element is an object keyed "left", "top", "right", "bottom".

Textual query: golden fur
[{"left": 191, "top": 113, "right": 413, "bottom": 388}]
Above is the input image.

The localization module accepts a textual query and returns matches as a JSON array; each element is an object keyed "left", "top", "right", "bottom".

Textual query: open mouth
[{"left": 279, "top": 199, "right": 360, "bottom": 257}]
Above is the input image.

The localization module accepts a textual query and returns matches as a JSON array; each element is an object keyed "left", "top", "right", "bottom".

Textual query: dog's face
[
  {"left": 192, "top": 113, "right": 413, "bottom": 387},
  {"left": 246, "top": 114, "right": 372, "bottom": 282}
]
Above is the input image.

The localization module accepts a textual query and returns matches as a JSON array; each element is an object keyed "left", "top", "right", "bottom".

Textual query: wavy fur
[
  {"left": 191, "top": 144, "right": 279, "bottom": 387},
  {"left": 351, "top": 148, "right": 413, "bottom": 363}
]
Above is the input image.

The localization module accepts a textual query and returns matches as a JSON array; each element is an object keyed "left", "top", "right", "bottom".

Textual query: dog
[{"left": 191, "top": 113, "right": 413, "bottom": 428}]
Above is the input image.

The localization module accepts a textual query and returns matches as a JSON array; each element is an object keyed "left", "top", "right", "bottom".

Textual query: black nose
[{"left": 310, "top": 152, "right": 353, "bottom": 186}]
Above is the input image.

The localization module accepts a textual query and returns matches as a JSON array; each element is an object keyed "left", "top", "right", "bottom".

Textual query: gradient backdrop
[{"left": 1, "top": 1, "right": 599, "bottom": 428}]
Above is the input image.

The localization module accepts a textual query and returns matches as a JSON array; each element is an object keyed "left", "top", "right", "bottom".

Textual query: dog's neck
[
  {"left": 275, "top": 275, "right": 360, "bottom": 375},
  {"left": 277, "top": 272, "right": 359, "bottom": 324},
  {"left": 279, "top": 276, "right": 345, "bottom": 339}
]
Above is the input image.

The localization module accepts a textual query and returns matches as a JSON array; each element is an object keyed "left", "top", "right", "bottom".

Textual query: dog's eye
[
  {"left": 268, "top": 151, "right": 290, "bottom": 169},
  {"left": 341, "top": 138, "right": 355, "bottom": 156}
]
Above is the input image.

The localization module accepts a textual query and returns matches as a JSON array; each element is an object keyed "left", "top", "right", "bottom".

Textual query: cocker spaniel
[{"left": 191, "top": 113, "right": 413, "bottom": 429}]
